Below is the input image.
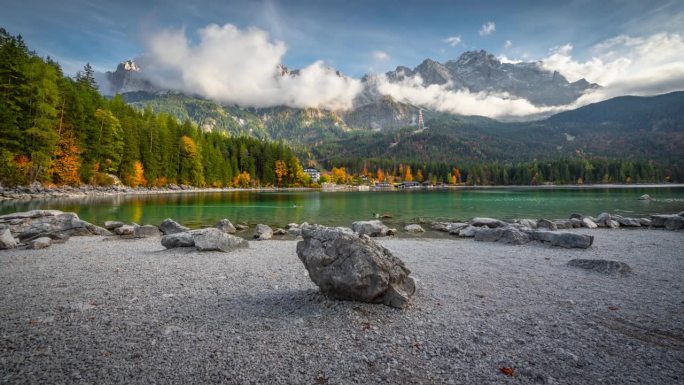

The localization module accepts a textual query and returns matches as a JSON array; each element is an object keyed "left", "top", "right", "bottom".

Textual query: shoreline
[
  {"left": 1, "top": 229, "right": 681, "bottom": 383},
  {"left": 1, "top": 182, "right": 682, "bottom": 202}
]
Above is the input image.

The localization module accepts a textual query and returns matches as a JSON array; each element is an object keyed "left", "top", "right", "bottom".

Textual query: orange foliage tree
[
  {"left": 274, "top": 160, "right": 288, "bottom": 187},
  {"left": 129, "top": 161, "right": 147, "bottom": 188},
  {"left": 331, "top": 167, "right": 347, "bottom": 184},
  {"left": 376, "top": 168, "right": 384, "bottom": 182},
  {"left": 403, "top": 165, "right": 413, "bottom": 182},
  {"left": 50, "top": 134, "right": 81, "bottom": 186}
]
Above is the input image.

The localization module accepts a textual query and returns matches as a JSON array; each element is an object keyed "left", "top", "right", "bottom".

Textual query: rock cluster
[
  {"left": 0, "top": 210, "right": 110, "bottom": 249},
  {"left": 162, "top": 227, "right": 248, "bottom": 252},
  {"left": 351, "top": 220, "right": 396, "bottom": 237},
  {"left": 296, "top": 225, "right": 415, "bottom": 308}
]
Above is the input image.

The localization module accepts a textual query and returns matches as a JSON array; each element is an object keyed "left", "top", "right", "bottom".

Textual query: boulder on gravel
[
  {"left": 430, "top": 222, "right": 449, "bottom": 232},
  {"left": 474, "top": 227, "right": 531, "bottom": 245},
  {"left": 0, "top": 210, "right": 111, "bottom": 241},
  {"left": 104, "top": 221, "right": 124, "bottom": 230},
  {"left": 193, "top": 228, "right": 249, "bottom": 251},
  {"left": 569, "top": 213, "right": 585, "bottom": 220},
  {"left": 404, "top": 224, "right": 425, "bottom": 233},
  {"left": 161, "top": 231, "right": 195, "bottom": 248},
  {"left": 114, "top": 225, "right": 135, "bottom": 236},
  {"left": 581, "top": 218, "right": 598, "bottom": 229},
  {"left": 0, "top": 227, "right": 18, "bottom": 249},
  {"left": 253, "top": 224, "right": 273, "bottom": 240},
  {"left": 351, "top": 220, "right": 396, "bottom": 237},
  {"left": 517, "top": 219, "right": 538, "bottom": 229},
  {"left": 553, "top": 220, "right": 573, "bottom": 230},
  {"left": 159, "top": 218, "right": 189, "bottom": 235},
  {"left": 595, "top": 213, "right": 611, "bottom": 226},
  {"left": 607, "top": 220, "right": 620, "bottom": 229},
  {"left": 537, "top": 219, "right": 557, "bottom": 231},
  {"left": 665, "top": 215, "right": 684, "bottom": 230},
  {"left": 296, "top": 225, "right": 416, "bottom": 308},
  {"left": 134, "top": 225, "right": 161, "bottom": 238},
  {"left": 531, "top": 231, "right": 594, "bottom": 249},
  {"left": 567, "top": 259, "right": 632, "bottom": 275},
  {"left": 215, "top": 219, "right": 236, "bottom": 234},
  {"left": 470, "top": 217, "right": 505, "bottom": 228},
  {"left": 650, "top": 214, "right": 674, "bottom": 227},
  {"left": 28, "top": 237, "right": 52, "bottom": 249}
]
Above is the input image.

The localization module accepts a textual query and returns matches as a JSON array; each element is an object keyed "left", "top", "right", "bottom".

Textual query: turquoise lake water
[{"left": 1, "top": 186, "right": 683, "bottom": 229}]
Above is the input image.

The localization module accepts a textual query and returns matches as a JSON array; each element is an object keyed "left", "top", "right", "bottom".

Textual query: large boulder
[
  {"left": 0, "top": 227, "right": 18, "bottom": 250},
  {"left": 470, "top": 217, "right": 505, "bottom": 228},
  {"left": 159, "top": 218, "right": 190, "bottom": 235},
  {"left": 665, "top": 215, "right": 684, "bottom": 230},
  {"left": 215, "top": 219, "right": 236, "bottom": 234},
  {"left": 351, "top": 220, "right": 396, "bottom": 237},
  {"left": 253, "top": 224, "right": 273, "bottom": 240},
  {"left": 567, "top": 259, "right": 632, "bottom": 275},
  {"left": 0, "top": 210, "right": 110, "bottom": 241},
  {"left": 650, "top": 214, "right": 675, "bottom": 228},
  {"left": 193, "top": 228, "right": 249, "bottom": 251},
  {"left": 134, "top": 225, "right": 161, "bottom": 238},
  {"left": 296, "top": 225, "right": 415, "bottom": 308},
  {"left": 404, "top": 224, "right": 425, "bottom": 233},
  {"left": 531, "top": 231, "right": 594, "bottom": 249}
]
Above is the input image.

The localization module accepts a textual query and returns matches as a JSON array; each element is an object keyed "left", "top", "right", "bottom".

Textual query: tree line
[
  {"left": 0, "top": 28, "right": 311, "bottom": 188},
  {"left": 325, "top": 157, "right": 681, "bottom": 185}
]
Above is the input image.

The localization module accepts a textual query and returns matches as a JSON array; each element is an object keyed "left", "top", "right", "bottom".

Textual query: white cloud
[
  {"left": 443, "top": 35, "right": 462, "bottom": 47},
  {"left": 540, "top": 32, "right": 684, "bottom": 99},
  {"left": 373, "top": 74, "right": 564, "bottom": 120},
  {"left": 139, "top": 23, "right": 363, "bottom": 110},
  {"left": 497, "top": 55, "right": 522, "bottom": 64},
  {"left": 504, "top": 40, "right": 512, "bottom": 49},
  {"left": 479, "top": 22, "right": 496, "bottom": 36},
  {"left": 372, "top": 50, "right": 389, "bottom": 61}
]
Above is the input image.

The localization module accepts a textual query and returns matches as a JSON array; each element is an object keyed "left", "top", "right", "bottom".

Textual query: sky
[{"left": 2, "top": 0, "right": 684, "bottom": 118}]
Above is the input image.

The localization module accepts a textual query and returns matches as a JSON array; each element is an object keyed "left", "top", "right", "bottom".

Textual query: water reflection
[{"left": 1, "top": 187, "right": 683, "bottom": 228}]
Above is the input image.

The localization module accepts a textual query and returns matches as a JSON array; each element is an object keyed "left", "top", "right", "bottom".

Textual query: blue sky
[{"left": 2, "top": 0, "right": 683, "bottom": 76}]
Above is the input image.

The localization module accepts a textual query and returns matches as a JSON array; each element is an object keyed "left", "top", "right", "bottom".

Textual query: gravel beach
[{"left": 1, "top": 229, "right": 682, "bottom": 384}]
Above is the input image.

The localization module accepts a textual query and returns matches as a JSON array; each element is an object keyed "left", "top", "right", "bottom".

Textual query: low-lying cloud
[
  {"left": 134, "top": 26, "right": 683, "bottom": 120},
  {"left": 139, "top": 23, "right": 362, "bottom": 110}
]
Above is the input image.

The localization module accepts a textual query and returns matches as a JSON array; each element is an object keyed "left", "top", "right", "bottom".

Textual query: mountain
[{"left": 385, "top": 50, "right": 599, "bottom": 106}]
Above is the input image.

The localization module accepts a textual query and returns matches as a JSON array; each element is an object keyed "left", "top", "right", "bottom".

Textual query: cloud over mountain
[{"left": 138, "top": 23, "right": 362, "bottom": 110}]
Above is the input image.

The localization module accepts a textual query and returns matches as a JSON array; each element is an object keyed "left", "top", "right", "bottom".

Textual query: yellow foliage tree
[
  {"left": 236, "top": 171, "right": 251, "bottom": 187},
  {"left": 129, "top": 161, "right": 147, "bottom": 188},
  {"left": 416, "top": 169, "right": 424, "bottom": 183},
  {"left": 331, "top": 167, "right": 347, "bottom": 184},
  {"left": 274, "top": 160, "right": 288, "bottom": 187},
  {"left": 403, "top": 165, "right": 413, "bottom": 182}
]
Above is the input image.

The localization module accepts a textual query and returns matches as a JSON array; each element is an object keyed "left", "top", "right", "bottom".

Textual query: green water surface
[{"left": 2, "top": 186, "right": 683, "bottom": 228}]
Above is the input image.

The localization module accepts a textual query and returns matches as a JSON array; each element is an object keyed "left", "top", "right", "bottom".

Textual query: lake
[{"left": 2, "top": 186, "right": 683, "bottom": 229}]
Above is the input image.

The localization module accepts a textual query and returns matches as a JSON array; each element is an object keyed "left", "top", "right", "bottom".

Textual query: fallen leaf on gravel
[
  {"left": 608, "top": 306, "right": 619, "bottom": 311},
  {"left": 314, "top": 374, "right": 328, "bottom": 384},
  {"left": 499, "top": 367, "right": 515, "bottom": 376},
  {"left": 544, "top": 257, "right": 551, "bottom": 260},
  {"left": 89, "top": 301, "right": 98, "bottom": 306},
  {"left": 103, "top": 351, "right": 112, "bottom": 357},
  {"left": 360, "top": 321, "right": 371, "bottom": 331},
  {"left": 28, "top": 319, "right": 38, "bottom": 326}
]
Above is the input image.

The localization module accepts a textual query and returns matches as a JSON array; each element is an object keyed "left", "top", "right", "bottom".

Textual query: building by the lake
[{"left": 303, "top": 167, "right": 321, "bottom": 182}]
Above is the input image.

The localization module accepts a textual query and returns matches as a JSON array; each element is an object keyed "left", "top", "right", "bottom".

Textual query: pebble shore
[{"left": 0, "top": 228, "right": 682, "bottom": 384}]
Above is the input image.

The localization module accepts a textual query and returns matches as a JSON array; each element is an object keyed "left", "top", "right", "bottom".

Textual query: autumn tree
[
  {"left": 50, "top": 134, "right": 81, "bottom": 186},
  {"left": 376, "top": 168, "right": 384, "bottom": 182},
  {"left": 403, "top": 165, "right": 413, "bottom": 182},
  {"left": 275, "top": 160, "right": 287, "bottom": 187},
  {"left": 129, "top": 161, "right": 146, "bottom": 188}
]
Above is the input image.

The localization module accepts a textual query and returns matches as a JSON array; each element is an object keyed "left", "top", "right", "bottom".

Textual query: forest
[{"left": 0, "top": 28, "right": 310, "bottom": 188}]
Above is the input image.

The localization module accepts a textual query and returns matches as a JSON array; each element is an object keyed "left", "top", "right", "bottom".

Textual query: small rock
[
  {"left": 470, "top": 217, "right": 505, "bottom": 228},
  {"left": 569, "top": 218, "right": 583, "bottom": 228},
  {"left": 517, "top": 219, "right": 538, "bottom": 229},
  {"left": 639, "top": 194, "right": 652, "bottom": 200},
  {"left": 234, "top": 223, "right": 249, "bottom": 231},
  {"left": 639, "top": 218, "right": 651, "bottom": 227},
  {"left": 569, "top": 213, "right": 585, "bottom": 220},
  {"left": 553, "top": 220, "right": 572, "bottom": 230},
  {"left": 104, "top": 221, "right": 124, "bottom": 230},
  {"left": 595, "top": 213, "right": 611, "bottom": 226},
  {"left": 215, "top": 219, "right": 236, "bottom": 234},
  {"left": 159, "top": 219, "right": 189, "bottom": 235},
  {"left": 607, "top": 220, "right": 620, "bottom": 229},
  {"left": 29, "top": 237, "right": 52, "bottom": 249},
  {"left": 474, "top": 227, "right": 531, "bottom": 245},
  {"left": 531, "top": 231, "right": 594, "bottom": 249},
  {"left": 273, "top": 228, "right": 288, "bottom": 235},
  {"left": 287, "top": 223, "right": 299, "bottom": 229},
  {"left": 404, "top": 224, "right": 425, "bottom": 233},
  {"left": 0, "top": 228, "right": 18, "bottom": 250},
  {"left": 253, "top": 224, "right": 273, "bottom": 240},
  {"left": 114, "top": 225, "right": 135, "bottom": 236},
  {"left": 134, "top": 225, "right": 161, "bottom": 238},
  {"left": 193, "top": 228, "right": 249, "bottom": 252},
  {"left": 617, "top": 217, "right": 641, "bottom": 227},
  {"left": 458, "top": 225, "right": 478, "bottom": 237},
  {"left": 351, "top": 220, "right": 395, "bottom": 237},
  {"left": 537, "top": 219, "right": 557, "bottom": 230},
  {"left": 567, "top": 259, "right": 632, "bottom": 275},
  {"left": 581, "top": 218, "right": 598, "bottom": 229}
]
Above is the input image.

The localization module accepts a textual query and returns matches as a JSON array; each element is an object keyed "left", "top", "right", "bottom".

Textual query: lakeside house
[{"left": 303, "top": 167, "right": 321, "bottom": 182}]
